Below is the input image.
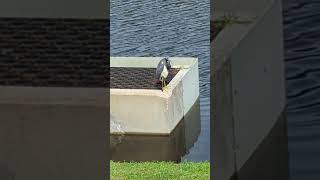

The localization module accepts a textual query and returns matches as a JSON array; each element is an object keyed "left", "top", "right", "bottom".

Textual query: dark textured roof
[
  {"left": 0, "top": 17, "right": 109, "bottom": 87},
  {"left": 110, "top": 67, "right": 179, "bottom": 89}
]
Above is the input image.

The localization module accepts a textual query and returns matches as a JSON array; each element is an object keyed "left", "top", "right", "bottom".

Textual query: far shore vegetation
[{"left": 213, "top": 14, "right": 252, "bottom": 29}]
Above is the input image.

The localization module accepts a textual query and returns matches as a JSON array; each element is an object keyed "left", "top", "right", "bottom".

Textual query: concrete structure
[
  {"left": 212, "top": 0, "right": 289, "bottom": 179},
  {"left": 110, "top": 57, "right": 201, "bottom": 162},
  {"left": 110, "top": 57, "right": 199, "bottom": 135},
  {"left": 0, "top": 0, "right": 108, "bottom": 179}
]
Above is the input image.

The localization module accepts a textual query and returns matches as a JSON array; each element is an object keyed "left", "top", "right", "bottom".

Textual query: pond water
[
  {"left": 110, "top": 0, "right": 210, "bottom": 162},
  {"left": 283, "top": 0, "right": 320, "bottom": 179}
]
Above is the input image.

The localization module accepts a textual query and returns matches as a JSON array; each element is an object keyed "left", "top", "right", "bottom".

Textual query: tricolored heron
[{"left": 155, "top": 57, "right": 171, "bottom": 91}]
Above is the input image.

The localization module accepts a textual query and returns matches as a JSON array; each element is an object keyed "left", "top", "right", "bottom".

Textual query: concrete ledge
[
  {"left": 111, "top": 57, "right": 199, "bottom": 135},
  {"left": 0, "top": 86, "right": 108, "bottom": 107}
]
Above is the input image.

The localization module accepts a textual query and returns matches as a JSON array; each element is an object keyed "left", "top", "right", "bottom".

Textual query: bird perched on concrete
[{"left": 155, "top": 57, "right": 172, "bottom": 91}]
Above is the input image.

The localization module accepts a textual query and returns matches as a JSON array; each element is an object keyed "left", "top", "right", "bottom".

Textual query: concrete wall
[
  {"left": 0, "top": 0, "right": 108, "bottom": 18},
  {"left": 212, "top": 0, "right": 286, "bottom": 179},
  {"left": 0, "top": 86, "right": 108, "bottom": 180},
  {"left": 111, "top": 89, "right": 183, "bottom": 134},
  {"left": 212, "top": 59, "right": 236, "bottom": 180},
  {"left": 111, "top": 98, "right": 201, "bottom": 162},
  {"left": 231, "top": 0, "right": 285, "bottom": 169}
]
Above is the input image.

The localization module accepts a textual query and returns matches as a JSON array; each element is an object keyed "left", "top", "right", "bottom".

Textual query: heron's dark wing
[{"left": 155, "top": 60, "right": 165, "bottom": 79}]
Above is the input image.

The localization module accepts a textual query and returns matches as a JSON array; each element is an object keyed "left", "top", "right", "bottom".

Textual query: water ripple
[{"left": 284, "top": 0, "right": 320, "bottom": 179}]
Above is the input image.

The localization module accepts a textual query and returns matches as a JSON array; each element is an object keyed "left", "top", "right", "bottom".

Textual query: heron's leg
[
  {"left": 160, "top": 77, "right": 164, "bottom": 91},
  {"left": 162, "top": 79, "right": 169, "bottom": 92}
]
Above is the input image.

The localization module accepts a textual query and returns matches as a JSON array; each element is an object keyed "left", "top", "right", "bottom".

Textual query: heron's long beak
[{"left": 167, "top": 62, "right": 172, "bottom": 69}]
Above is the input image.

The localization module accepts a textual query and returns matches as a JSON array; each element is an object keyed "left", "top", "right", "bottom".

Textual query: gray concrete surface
[{"left": 0, "top": 87, "right": 108, "bottom": 180}]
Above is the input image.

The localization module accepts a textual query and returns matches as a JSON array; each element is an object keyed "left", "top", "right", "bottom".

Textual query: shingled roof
[{"left": 0, "top": 17, "right": 109, "bottom": 87}]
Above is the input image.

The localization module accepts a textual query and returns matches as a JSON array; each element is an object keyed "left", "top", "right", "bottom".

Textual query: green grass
[{"left": 110, "top": 161, "right": 210, "bottom": 180}]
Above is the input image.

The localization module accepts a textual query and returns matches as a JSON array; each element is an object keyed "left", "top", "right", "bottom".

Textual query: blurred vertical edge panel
[
  {"left": 210, "top": 0, "right": 214, "bottom": 179},
  {"left": 211, "top": 0, "right": 289, "bottom": 179},
  {"left": 106, "top": 0, "right": 110, "bottom": 179},
  {"left": 0, "top": 0, "right": 109, "bottom": 180}
]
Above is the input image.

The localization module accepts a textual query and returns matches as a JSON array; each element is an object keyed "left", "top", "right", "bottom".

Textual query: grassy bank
[{"left": 110, "top": 161, "right": 210, "bottom": 180}]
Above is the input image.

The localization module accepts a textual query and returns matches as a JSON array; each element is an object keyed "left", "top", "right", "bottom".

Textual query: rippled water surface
[
  {"left": 111, "top": 0, "right": 210, "bottom": 161},
  {"left": 283, "top": 0, "right": 320, "bottom": 179}
]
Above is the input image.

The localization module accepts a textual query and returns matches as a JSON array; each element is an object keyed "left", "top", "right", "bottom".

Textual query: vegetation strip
[{"left": 110, "top": 161, "right": 210, "bottom": 180}]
